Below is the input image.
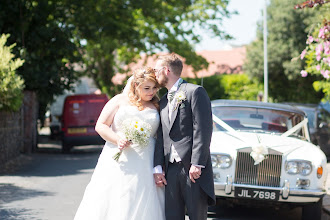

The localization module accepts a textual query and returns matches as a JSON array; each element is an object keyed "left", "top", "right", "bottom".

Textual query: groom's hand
[
  {"left": 189, "top": 165, "right": 202, "bottom": 183},
  {"left": 154, "top": 173, "right": 167, "bottom": 187}
]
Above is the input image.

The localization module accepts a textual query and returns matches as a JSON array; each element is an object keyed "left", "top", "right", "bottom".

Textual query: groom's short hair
[{"left": 158, "top": 53, "right": 183, "bottom": 77}]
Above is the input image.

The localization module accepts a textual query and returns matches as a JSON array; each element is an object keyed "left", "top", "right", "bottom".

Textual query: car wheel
[{"left": 302, "top": 199, "right": 322, "bottom": 220}]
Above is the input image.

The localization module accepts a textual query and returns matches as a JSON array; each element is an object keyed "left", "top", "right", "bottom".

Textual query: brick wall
[
  {"left": 0, "top": 109, "right": 24, "bottom": 167},
  {"left": 23, "top": 91, "right": 38, "bottom": 153},
  {"left": 0, "top": 90, "right": 38, "bottom": 167}
]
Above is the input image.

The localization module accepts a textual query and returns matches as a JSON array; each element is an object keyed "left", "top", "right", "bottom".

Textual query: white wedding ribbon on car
[
  {"left": 212, "top": 114, "right": 310, "bottom": 165},
  {"left": 281, "top": 118, "right": 310, "bottom": 142},
  {"left": 212, "top": 114, "right": 245, "bottom": 142}
]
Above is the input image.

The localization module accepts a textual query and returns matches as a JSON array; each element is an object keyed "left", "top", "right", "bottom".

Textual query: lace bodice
[{"left": 112, "top": 105, "right": 160, "bottom": 138}]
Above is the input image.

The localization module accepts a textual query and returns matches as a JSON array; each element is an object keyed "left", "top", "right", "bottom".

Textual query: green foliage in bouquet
[{"left": 0, "top": 34, "right": 24, "bottom": 111}]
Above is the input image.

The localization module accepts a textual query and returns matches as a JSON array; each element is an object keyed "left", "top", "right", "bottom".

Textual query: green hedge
[
  {"left": 0, "top": 34, "right": 25, "bottom": 111},
  {"left": 159, "top": 74, "right": 263, "bottom": 101}
]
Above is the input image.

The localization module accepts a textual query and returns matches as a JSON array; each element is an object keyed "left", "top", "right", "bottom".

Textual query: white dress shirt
[{"left": 167, "top": 79, "right": 182, "bottom": 163}]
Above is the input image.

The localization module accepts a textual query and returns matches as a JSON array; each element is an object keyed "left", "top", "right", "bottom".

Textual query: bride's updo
[{"left": 128, "top": 67, "right": 160, "bottom": 111}]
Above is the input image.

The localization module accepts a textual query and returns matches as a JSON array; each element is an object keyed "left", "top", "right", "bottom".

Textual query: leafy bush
[
  {"left": 0, "top": 34, "right": 24, "bottom": 111},
  {"left": 184, "top": 74, "right": 263, "bottom": 101},
  {"left": 220, "top": 74, "right": 263, "bottom": 101}
]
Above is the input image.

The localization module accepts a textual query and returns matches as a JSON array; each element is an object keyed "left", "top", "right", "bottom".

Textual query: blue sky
[{"left": 196, "top": 0, "right": 266, "bottom": 51}]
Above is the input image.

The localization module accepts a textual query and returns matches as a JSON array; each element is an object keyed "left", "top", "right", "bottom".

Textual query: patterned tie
[{"left": 167, "top": 91, "right": 175, "bottom": 103}]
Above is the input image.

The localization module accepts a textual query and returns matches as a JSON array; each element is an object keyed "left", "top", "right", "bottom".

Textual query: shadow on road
[
  {"left": 0, "top": 183, "right": 53, "bottom": 219},
  {"left": 3, "top": 134, "right": 104, "bottom": 177},
  {"left": 0, "top": 208, "right": 38, "bottom": 220},
  {"left": 37, "top": 134, "right": 103, "bottom": 155},
  {"left": 0, "top": 183, "right": 53, "bottom": 204}
]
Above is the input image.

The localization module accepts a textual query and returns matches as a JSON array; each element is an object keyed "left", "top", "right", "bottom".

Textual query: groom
[{"left": 153, "top": 53, "right": 215, "bottom": 220}]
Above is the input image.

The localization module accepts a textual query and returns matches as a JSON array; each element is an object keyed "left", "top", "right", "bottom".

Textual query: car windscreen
[{"left": 212, "top": 106, "right": 304, "bottom": 134}]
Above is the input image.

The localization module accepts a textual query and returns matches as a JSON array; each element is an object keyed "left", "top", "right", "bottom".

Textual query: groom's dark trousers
[{"left": 166, "top": 161, "right": 208, "bottom": 220}]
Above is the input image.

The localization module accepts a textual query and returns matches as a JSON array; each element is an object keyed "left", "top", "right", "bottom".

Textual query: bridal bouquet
[{"left": 113, "top": 118, "right": 152, "bottom": 161}]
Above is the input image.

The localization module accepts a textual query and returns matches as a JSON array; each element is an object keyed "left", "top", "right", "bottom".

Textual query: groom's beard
[{"left": 158, "top": 75, "right": 168, "bottom": 88}]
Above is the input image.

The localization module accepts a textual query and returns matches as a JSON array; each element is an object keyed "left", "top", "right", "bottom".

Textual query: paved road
[{"left": 0, "top": 135, "right": 329, "bottom": 220}]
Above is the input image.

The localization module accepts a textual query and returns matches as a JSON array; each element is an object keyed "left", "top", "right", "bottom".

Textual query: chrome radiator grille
[{"left": 234, "top": 149, "right": 282, "bottom": 187}]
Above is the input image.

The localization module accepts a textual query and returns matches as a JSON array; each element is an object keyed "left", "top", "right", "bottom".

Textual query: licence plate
[
  {"left": 234, "top": 187, "right": 279, "bottom": 201},
  {"left": 67, "top": 128, "right": 87, "bottom": 134}
]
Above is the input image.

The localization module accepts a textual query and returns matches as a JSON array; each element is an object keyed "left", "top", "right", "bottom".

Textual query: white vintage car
[{"left": 210, "top": 100, "right": 327, "bottom": 219}]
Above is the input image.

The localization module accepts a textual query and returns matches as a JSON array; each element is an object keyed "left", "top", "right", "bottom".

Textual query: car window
[
  {"left": 212, "top": 106, "right": 304, "bottom": 134},
  {"left": 297, "top": 107, "right": 316, "bottom": 129},
  {"left": 318, "top": 108, "right": 330, "bottom": 124}
]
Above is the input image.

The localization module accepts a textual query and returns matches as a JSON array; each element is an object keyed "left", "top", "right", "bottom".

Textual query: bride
[{"left": 74, "top": 67, "right": 165, "bottom": 220}]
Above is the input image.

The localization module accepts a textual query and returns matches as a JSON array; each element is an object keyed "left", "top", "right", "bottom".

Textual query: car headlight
[
  {"left": 300, "top": 161, "right": 312, "bottom": 176},
  {"left": 211, "top": 155, "right": 218, "bottom": 167},
  {"left": 285, "top": 160, "right": 312, "bottom": 176},
  {"left": 211, "top": 154, "right": 232, "bottom": 169},
  {"left": 286, "top": 161, "right": 299, "bottom": 174}
]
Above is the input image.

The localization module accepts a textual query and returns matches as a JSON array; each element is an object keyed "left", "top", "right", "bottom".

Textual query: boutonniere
[{"left": 173, "top": 91, "right": 187, "bottom": 111}]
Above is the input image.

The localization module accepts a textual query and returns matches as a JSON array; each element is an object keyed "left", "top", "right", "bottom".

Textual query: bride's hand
[
  {"left": 153, "top": 173, "right": 167, "bottom": 187},
  {"left": 117, "top": 138, "right": 131, "bottom": 151}
]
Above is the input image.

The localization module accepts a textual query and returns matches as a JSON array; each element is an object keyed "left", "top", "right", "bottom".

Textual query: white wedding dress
[{"left": 74, "top": 105, "right": 165, "bottom": 220}]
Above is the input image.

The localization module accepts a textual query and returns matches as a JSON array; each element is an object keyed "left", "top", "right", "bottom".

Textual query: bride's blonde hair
[{"left": 128, "top": 67, "right": 160, "bottom": 111}]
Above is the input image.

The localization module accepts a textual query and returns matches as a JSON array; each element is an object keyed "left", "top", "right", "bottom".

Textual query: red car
[{"left": 61, "top": 94, "right": 109, "bottom": 153}]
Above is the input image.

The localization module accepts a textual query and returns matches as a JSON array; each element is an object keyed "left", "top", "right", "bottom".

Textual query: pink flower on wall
[
  {"left": 318, "top": 26, "right": 326, "bottom": 39},
  {"left": 297, "top": 17, "right": 329, "bottom": 79},
  {"left": 306, "top": 36, "right": 314, "bottom": 44},
  {"left": 300, "top": 49, "right": 307, "bottom": 59},
  {"left": 301, "top": 70, "right": 308, "bottom": 77},
  {"left": 321, "top": 70, "right": 329, "bottom": 79},
  {"left": 324, "top": 41, "right": 330, "bottom": 55},
  {"left": 316, "top": 43, "right": 323, "bottom": 55},
  {"left": 316, "top": 43, "right": 324, "bottom": 61},
  {"left": 325, "top": 57, "right": 330, "bottom": 66}
]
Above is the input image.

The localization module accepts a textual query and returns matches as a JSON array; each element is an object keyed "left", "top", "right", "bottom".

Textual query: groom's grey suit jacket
[{"left": 154, "top": 81, "right": 216, "bottom": 205}]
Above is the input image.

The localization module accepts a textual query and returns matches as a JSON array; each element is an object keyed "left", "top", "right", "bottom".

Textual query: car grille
[{"left": 234, "top": 148, "right": 282, "bottom": 187}]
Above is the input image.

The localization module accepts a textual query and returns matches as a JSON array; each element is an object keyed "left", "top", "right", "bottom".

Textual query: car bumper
[{"left": 214, "top": 175, "right": 326, "bottom": 203}]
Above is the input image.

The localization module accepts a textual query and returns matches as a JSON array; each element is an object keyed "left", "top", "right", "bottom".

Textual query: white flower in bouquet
[
  {"left": 113, "top": 118, "right": 152, "bottom": 161},
  {"left": 250, "top": 135, "right": 268, "bottom": 165}
]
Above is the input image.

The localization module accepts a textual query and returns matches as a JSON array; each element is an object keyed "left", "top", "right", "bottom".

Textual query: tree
[
  {"left": 243, "top": 0, "right": 323, "bottom": 103},
  {"left": 63, "top": 0, "right": 233, "bottom": 96},
  {"left": 0, "top": 34, "right": 24, "bottom": 111},
  {"left": 0, "top": 0, "right": 234, "bottom": 120},
  {"left": 0, "top": 0, "right": 82, "bottom": 119}
]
